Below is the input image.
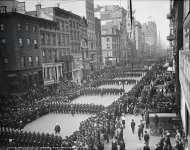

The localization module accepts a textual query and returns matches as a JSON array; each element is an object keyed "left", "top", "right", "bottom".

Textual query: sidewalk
[{"left": 104, "top": 114, "right": 174, "bottom": 150}]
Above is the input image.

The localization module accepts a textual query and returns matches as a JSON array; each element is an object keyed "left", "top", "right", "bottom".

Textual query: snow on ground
[
  {"left": 23, "top": 114, "right": 91, "bottom": 138},
  {"left": 71, "top": 95, "right": 120, "bottom": 106},
  {"left": 23, "top": 74, "right": 144, "bottom": 138}
]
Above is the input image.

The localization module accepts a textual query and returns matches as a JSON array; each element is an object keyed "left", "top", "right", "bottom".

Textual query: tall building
[
  {"left": 0, "top": 12, "right": 43, "bottom": 94},
  {"left": 95, "top": 17, "right": 102, "bottom": 70},
  {"left": 61, "top": 0, "right": 97, "bottom": 71},
  {"left": 39, "top": 17, "right": 63, "bottom": 86},
  {"left": 101, "top": 25, "right": 120, "bottom": 66},
  {"left": 134, "top": 21, "right": 144, "bottom": 58},
  {"left": 96, "top": 5, "right": 128, "bottom": 65},
  {"left": 167, "top": 0, "right": 190, "bottom": 145},
  {"left": 27, "top": 6, "right": 88, "bottom": 84},
  {"left": 142, "top": 21, "right": 157, "bottom": 58}
]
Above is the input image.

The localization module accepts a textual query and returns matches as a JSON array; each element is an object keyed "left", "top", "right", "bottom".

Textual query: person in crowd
[
  {"left": 54, "top": 123, "right": 61, "bottom": 134},
  {"left": 121, "top": 114, "right": 125, "bottom": 128},
  {"left": 144, "top": 130, "right": 150, "bottom": 146},
  {"left": 140, "top": 120, "right": 145, "bottom": 137},
  {"left": 112, "top": 137, "right": 118, "bottom": 150},
  {"left": 119, "top": 139, "right": 125, "bottom": 150},
  {"left": 143, "top": 143, "right": 150, "bottom": 150},
  {"left": 96, "top": 141, "right": 104, "bottom": 150},
  {"left": 131, "top": 119, "right": 136, "bottom": 134},
  {"left": 138, "top": 125, "right": 142, "bottom": 140},
  {"left": 165, "top": 132, "right": 171, "bottom": 146},
  {"left": 154, "top": 114, "right": 159, "bottom": 134},
  {"left": 154, "top": 143, "right": 163, "bottom": 150},
  {"left": 163, "top": 140, "right": 172, "bottom": 150}
]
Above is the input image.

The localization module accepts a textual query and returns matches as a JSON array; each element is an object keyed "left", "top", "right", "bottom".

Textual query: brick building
[
  {"left": 95, "top": 17, "right": 103, "bottom": 70},
  {"left": 27, "top": 6, "right": 88, "bottom": 84},
  {"left": 39, "top": 18, "right": 63, "bottom": 86},
  {"left": 0, "top": 12, "right": 43, "bottom": 94},
  {"left": 101, "top": 26, "right": 120, "bottom": 66}
]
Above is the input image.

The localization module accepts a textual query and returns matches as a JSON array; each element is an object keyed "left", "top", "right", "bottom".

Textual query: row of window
[
  {"left": 18, "top": 38, "right": 38, "bottom": 48},
  {"left": 17, "top": 23, "right": 37, "bottom": 32},
  {"left": 0, "top": 23, "right": 37, "bottom": 32},
  {"left": 71, "top": 31, "right": 80, "bottom": 41},
  {"left": 59, "top": 20, "right": 69, "bottom": 32},
  {"left": 58, "top": 34, "right": 70, "bottom": 46},
  {"left": 43, "top": 66, "right": 62, "bottom": 81},
  {"left": 0, "top": 38, "right": 38, "bottom": 48},
  {"left": 41, "top": 32, "right": 56, "bottom": 46},
  {"left": 69, "top": 20, "right": 80, "bottom": 29},
  {"left": 2, "top": 56, "right": 39, "bottom": 66},
  {"left": 20, "top": 56, "right": 40, "bottom": 67}
]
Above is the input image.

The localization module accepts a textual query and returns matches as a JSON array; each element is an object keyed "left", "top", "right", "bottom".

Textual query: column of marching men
[
  {"left": 49, "top": 102, "right": 105, "bottom": 114},
  {"left": 1, "top": 63, "right": 184, "bottom": 149},
  {"left": 90, "top": 79, "right": 137, "bottom": 88},
  {"left": 0, "top": 67, "right": 148, "bottom": 148},
  {"left": 80, "top": 88, "right": 124, "bottom": 96}
]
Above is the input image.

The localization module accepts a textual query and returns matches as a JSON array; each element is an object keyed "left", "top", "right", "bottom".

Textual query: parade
[{"left": 0, "top": 60, "right": 186, "bottom": 150}]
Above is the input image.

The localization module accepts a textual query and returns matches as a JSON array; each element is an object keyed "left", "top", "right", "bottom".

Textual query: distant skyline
[{"left": 18, "top": 0, "right": 170, "bottom": 48}]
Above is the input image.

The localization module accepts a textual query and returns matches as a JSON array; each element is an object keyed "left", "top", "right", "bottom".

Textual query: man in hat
[
  {"left": 131, "top": 119, "right": 136, "bottom": 134},
  {"left": 54, "top": 123, "right": 61, "bottom": 134}
]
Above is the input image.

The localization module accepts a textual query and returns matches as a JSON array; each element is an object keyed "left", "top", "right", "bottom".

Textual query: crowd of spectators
[{"left": 1, "top": 61, "right": 185, "bottom": 150}]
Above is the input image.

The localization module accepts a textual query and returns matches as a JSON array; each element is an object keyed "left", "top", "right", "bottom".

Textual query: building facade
[
  {"left": 27, "top": 6, "right": 89, "bottom": 83},
  {"left": 39, "top": 18, "right": 63, "bottom": 86},
  {"left": 142, "top": 21, "right": 158, "bottom": 58},
  {"left": 61, "top": 0, "right": 97, "bottom": 71},
  {"left": 96, "top": 5, "right": 128, "bottom": 65},
  {"left": 95, "top": 17, "right": 102, "bottom": 70},
  {"left": 134, "top": 21, "right": 144, "bottom": 59},
  {"left": 167, "top": 0, "right": 190, "bottom": 147},
  {"left": 180, "top": 0, "right": 190, "bottom": 144},
  {"left": 101, "top": 26, "right": 120, "bottom": 66},
  {"left": 0, "top": 12, "right": 42, "bottom": 94}
]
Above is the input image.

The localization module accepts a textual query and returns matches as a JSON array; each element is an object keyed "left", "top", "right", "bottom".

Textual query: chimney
[{"left": 35, "top": 3, "right": 41, "bottom": 16}]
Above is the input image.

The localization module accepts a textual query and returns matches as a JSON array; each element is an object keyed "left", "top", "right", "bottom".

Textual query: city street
[
  {"left": 23, "top": 81, "right": 139, "bottom": 137},
  {"left": 104, "top": 114, "right": 175, "bottom": 150},
  {"left": 1, "top": 0, "right": 188, "bottom": 149}
]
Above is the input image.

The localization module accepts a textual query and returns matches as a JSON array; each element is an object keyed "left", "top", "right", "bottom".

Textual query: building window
[
  {"left": 25, "top": 24, "right": 29, "bottom": 31},
  {"left": 26, "top": 38, "right": 30, "bottom": 46},
  {"left": 3, "top": 57, "right": 8, "bottom": 64},
  {"left": 106, "top": 37, "right": 110, "bottom": 42},
  {"left": 28, "top": 56, "right": 32, "bottom": 66},
  {"left": 20, "top": 57, "right": 25, "bottom": 67},
  {"left": 0, "top": 24, "right": 4, "bottom": 31},
  {"left": 18, "top": 38, "right": 23, "bottom": 48},
  {"left": 42, "top": 50, "right": 45, "bottom": 57},
  {"left": 1, "top": 38, "right": 6, "bottom": 44},
  {"left": 34, "top": 40, "right": 38, "bottom": 48},
  {"left": 41, "top": 33, "right": 45, "bottom": 45},
  {"left": 35, "top": 56, "right": 39, "bottom": 65},
  {"left": 33, "top": 26, "right": 37, "bottom": 32},
  {"left": 17, "top": 24, "right": 21, "bottom": 31}
]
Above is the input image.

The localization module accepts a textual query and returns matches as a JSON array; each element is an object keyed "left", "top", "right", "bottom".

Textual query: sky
[{"left": 18, "top": 0, "right": 170, "bottom": 48}]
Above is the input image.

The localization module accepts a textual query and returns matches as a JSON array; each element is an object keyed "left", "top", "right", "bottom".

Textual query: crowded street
[{"left": 1, "top": 0, "right": 189, "bottom": 149}]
